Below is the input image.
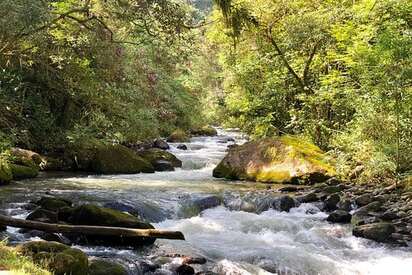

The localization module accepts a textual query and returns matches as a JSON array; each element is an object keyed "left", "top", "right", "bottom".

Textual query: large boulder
[
  {"left": 0, "top": 159, "right": 12, "bottom": 184},
  {"left": 191, "top": 126, "right": 218, "bottom": 137},
  {"left": 167, "top": 129, "right": 190, "bottom": 143},
  {"left": 10, "top": 164, "right": 39, "bottom": 180},
  {"left": 63, "top": 204, "right": 155, "bottom": 247},
  {"left": 138, "top": 148, "right": 182, "bottom": 171},
  {"left": 353, "top": 223, "right": 395, "bottom": 243},
  {"left": 65, "top": 140, "right": 154, "bottom": 174},
  {"left": 18, "top": 241, "right": 89, "bottom": 275},
  {"left": 89, "top": 259, "right": 127, "bottom": 275},
  {"left": 213, "top": 136, "right": 335, "bottom": 184}
]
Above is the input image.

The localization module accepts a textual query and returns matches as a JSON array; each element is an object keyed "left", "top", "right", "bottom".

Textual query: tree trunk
[{"left": 0, "top": 214, "right": 185, "bottom": 240}]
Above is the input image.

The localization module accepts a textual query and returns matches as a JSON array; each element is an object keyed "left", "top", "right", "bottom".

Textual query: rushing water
[{"left": 1, "top": 128, "right": 412, "bottom": 275}]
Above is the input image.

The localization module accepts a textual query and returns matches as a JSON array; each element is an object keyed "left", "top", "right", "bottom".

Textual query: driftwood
[{"left": 0, "top": 214, "right": 185, "bottom": 240}]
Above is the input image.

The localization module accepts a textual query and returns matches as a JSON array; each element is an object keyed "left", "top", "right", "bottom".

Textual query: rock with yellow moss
[{"left": 213, "top": 136, "right": 335, "bottom": 184}]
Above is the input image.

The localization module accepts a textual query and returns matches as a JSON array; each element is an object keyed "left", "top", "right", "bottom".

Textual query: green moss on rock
[
  {"left": 213, "top": 135, "right": 335, "bottom": 184},
  {"left": 10, "top": 164, "right": 39, "bottom": 180},
  {"left": 191, "top": 126, "right": 218, "bottom": 136},
  {"left": 66, "top": 140, "right": 154, "bottom": 174},
  {"left": 138, "top": 148, "right": 182, "bottom": 168},
  {"left": 89, "top": 259, "right": 127, "bottom": 275},
  {"left": 167, "top": 129, "right": 190, "bottom": 142},
  {"left": 0, "top": 158, "right": 12, "bottom": 184},
  {"left": 18, "top": 241, "right": 88, "bottom": 275}
]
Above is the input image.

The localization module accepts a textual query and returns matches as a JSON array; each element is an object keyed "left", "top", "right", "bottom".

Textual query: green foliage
[{"left": 206, "top": 0, "right": 412, "bottom": 182}]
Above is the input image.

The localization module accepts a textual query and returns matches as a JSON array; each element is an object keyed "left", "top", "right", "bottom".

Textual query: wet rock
[
  {"left": 153, "top": 160, "right": 175, "bottom": 171},
  {"left": 64, "top": 204, "right": 155, "bottom": 247},
  {"left": 18, "top": 241, "right": 88, "bottom": 275},
  {"left": 351, "top": 201, "right": 383, "bottom": 226},
  {"left": 138, "top": 261, "right": 160, "bottom": 273},
  {"left": 191, "top": 126, "right": 217, "bottom": 136},
  {"left": 180, "top": 196, "right": 222, "bottom": 217},
  {"left": 89, "top": 259, "right": 127, "bottom": 275},
  {"left": 35, "top": 197, "right": 72, "bottom": 211},
  {"left": 324, "top": 194, "right": 340, "bottom": 211},
  {"left": 27, "top": 209, "right": 58, "bottom": 223},
  {"left": 355, "top": 194, "right": 374, "bottom": 207},
  {"left": 138, "top": 148, "right": 182, "bottom": 170},
  {"left": 167, "top": 129, "right": 190, "bottom": 142},
  {"left": 182, "top": 256, "right": 207, "bottom": 265},
  {"left": 278, "top": 186, "right": 299, "bottom": 192},
  {"left": 322, "top": 185, "right": 344, "bottom": 194},
  {"left": 380, "top": 210, "right": 399, "bottom": 221},
  {"left": 327, "top": 210, "right": 352, "bottom": 223},
  {"left": 103, "top": 201, "right": 140, "bottom": 217},
  {"left": 153, "top": 139, "right": 170, "bottom": 150},
  {"left": 176, "top": 264, "right": 195, "bottom": 275},
  {"left": 272, "top": 196, "right": 296, "bottom": 212},
  {"left": 296, "top": 192, "right": 318, "bottom": 203},
  {"left": 337, "top": 199, "right": 353, "bottom": 212},
  {"left": 353, "top": 222, "right": 395, "bottom": 243},
  {"left": 65, "top": 140, "right": 155, "bottom": 174},
  {"left": 177, "top": 144, "right": 188, "bottom": 150},
  {"left": 213, "top": 136, "right": 334, "bottom": 183}
]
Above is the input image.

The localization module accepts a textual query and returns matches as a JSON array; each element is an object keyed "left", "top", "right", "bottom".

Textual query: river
[{"left": 1, "top": 128, "right": 412, "bottom": 275}]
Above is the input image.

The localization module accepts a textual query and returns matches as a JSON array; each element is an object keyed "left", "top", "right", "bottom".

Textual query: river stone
[
  {"left": 153, "top": 160, "right": 175, "bottom": 171},
  {"left": 177, "top": 144, "right": 188, "bottom": 150},
  {"left": 351, "top": 201, "right": 383, "bottom": 226},
  {"left": 191, "top": 125, "right": 217, "bottom": 136},
  {"left": 18, "top": 241, "right": 88, "bottom": 275},
  {"left": 64, "top": 204, "right": 155, "bottom": 247},
  {"left": 89, "top": 259, "right": 127, "bottom": 275},
  {"left": 213, "top": 136, "right": 335, "bottom": 184},
  {"left": 176, "top": 264, "right": 195, "bottom": 275},
  {"left": 103, "top": 201, "right": 140, "bottom": 217},
  {"left": 296, "top": 192, "right": 318, "bottom": 203},
  {"left": 27, "top": 209, "right": 58, "bottom": 223},
  {"left": 353, "top": 223, "right": 395, "bottom": 243},
  {"left": 65, "top": 140, "right": 155, "bottom": 174},
  {"left": 179, "top": 196, "right": 222, "bottom": 217},
  {"left": 327, "top": 210, "right": 352, "bottom": 223},
  {"left": 35, "top": 197, "right": 72, "bottom": 211},
  {"left": 153, "top": 139, "right": 170, "bottom": 150},
  {"left": 272, "top": 196, "right": 296, "bottom": 212},
  {"left": 355, "top": 194, "right": 374, "bottom": 207},
  {"left": 167, "top": 129, "right": 190, "bottom": 142},
  {"left": 324, "top": 194, "right": 340, "bottom": 211},
  {"left": 337, "top": 199, "right": 353, "bottom": 212},
  {"left": 138, "top": 148, "right": 182, "bottom": 170},
  {"left": 10, "top": 164, "right": 39, "bottom": 180}
]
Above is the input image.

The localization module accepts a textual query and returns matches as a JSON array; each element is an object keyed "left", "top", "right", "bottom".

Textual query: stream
[{"left": 1, "top": 129, "right": 412, "bottom": 275}]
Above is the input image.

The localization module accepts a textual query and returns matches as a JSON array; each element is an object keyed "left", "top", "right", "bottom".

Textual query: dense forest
[{"left": 0, "top": 1, "right": 412, "bottom": 274}]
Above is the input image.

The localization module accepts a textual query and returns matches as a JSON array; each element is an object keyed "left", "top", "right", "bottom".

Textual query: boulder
[
  {"left": 18, "top": 241, "right": 88, "bottom": 275},
  {"left": 213, "top": 136, "right": 334, "bottom": 184},
  {"left": 27, "top": 209, "right": 58, "bottom": 223},
  {"left": 351, "top": 201, "right": 383, "bottom": 226},
  {"left": 191, "top": 126, "right": 218, "bottom": 137},
  {"left": 177, "top": 144, "right": 188, "bottom": 150},
  {"left": 324, "top": 194, "right": 340, "bottom": 211},
  {"left": 326, "top": 210, "right": 352, "bottom": 223},
  {"left": 153, "top": 139, "right": 170, "bottom": 150},
  {"left": 10, "top": 164, "right": 39, "bottom": 180},
  {"left": 65, "top": 140, "right": 154, "bottom": 174},
  {"left": 179, "top": 196, "right": 222, "bottom": 218},
  {"left": 176, "top": 264, "right": 195, "bottom": 275},
  {"left": 353, "top": 223, "right": 395, "bottom": 243},
  {"left": 63, "top": 204, "right": 155, "bottom": 247},
  {"left": 272, "top": 196, "right": 296, "bottom": 212},
  {"left": 89, "top": 259, "right": 127, "bottom": 275},
  {"left": 167, "top": 130, "right": 190, "bottom": 143},
  {"left": 0, "top": 159, "right": 12, "bottom": 184},
  {"left": 35, "top": 197, "right": 72, "bottom": 212},
  {"left": 138, "top": 148, "right": 182, "bottom": 171},
  {"left": 296, "top": 192, "right": 318, "bottom": 203}
]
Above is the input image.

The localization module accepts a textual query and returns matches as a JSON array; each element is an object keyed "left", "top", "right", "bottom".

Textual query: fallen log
[{"left": 0, "top": 214, "right": 184, "bottom": 240}]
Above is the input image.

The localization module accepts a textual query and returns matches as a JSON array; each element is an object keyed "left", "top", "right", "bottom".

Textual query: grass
[{"left": 0, "top": 242, "right": 51, "bottom": 275}]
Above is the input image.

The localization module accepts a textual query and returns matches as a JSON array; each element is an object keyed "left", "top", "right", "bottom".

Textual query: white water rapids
[{"left": 1, "top": 128, "right": 412, "bottom": 274}]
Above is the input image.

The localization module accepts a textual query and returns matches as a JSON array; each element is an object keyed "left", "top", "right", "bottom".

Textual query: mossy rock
[
  {"left": 0, "top": 159, "right": 12, "bottom": 184},
  {"left": 18, "top": 241, "right": 88, "bottom": 275},
  {"left": 167, "top": 129, "right": 190, "bottom": 143},
  {"left": 10, "top": 164, "right": 39, "bottom": 180},
  {"left": 64, "top": 204, "right": 155, "bottom": 247},
  {"left": 35, "top": 197, "right": 72, "bottom": 212},
  {"left": 138, "top": 148, "right": 182, "bottom": 168},
  {"left": 89, "top": 259, "right": 127, "bottom": 275},
  {"left": 213, "top": 135, "right": 335, "bottom": 184},
  {"left": 66, "top": 140, "right": 154, "bottom": 174},
  {"left": 10, "top": 148, "right": 42, "bottom": 168},
  {"left": 191, "top": 126, "right": 218, "bottom": 136}
]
